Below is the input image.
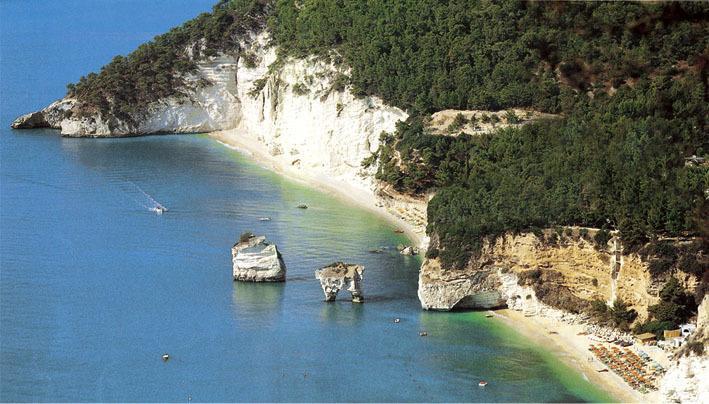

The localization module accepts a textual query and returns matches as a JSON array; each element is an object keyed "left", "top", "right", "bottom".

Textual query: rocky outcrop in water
[
  {"left": 231, "top": 234, "right": 286, "bottom": 282},
  {"left": 11, "top": 111, "right": 49, "bottom": 129},
  {"left": 398, "top": 245, "right": 418, "bottom": 255},
  {"left": 11, "top": 99, "right": 75, "bottom": 130},
  {"left": 315, "top": 262, "right": 364, "bottom": 302}
]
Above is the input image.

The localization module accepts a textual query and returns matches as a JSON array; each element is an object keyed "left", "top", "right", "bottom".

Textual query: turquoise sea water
[{"left": 1, "top": 1, "right": 614, "bottom": 402}]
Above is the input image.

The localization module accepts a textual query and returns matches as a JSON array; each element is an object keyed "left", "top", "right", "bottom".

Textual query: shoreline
[
  {"left": 208, "top": 129, "right": 650, "bottom": 403},
  {"left": 209, "top": 129, "right": 425, "bottom": 248},
  {"left": 494, "top": 309, "right": 658, "bottom": 403}
]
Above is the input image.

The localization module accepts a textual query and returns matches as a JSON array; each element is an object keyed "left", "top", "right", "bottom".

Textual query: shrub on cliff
[
  {"left": 649, "top": 277, "right": 697, "bottom": 325},
  {"left": 609, "top": 300, "right": 638, "bottom": 330},
  {"left": 634, "top": 277, "right": 698, "bottom": 338},
  {"left": 239, "top": 231, "right": 255, "bottom": 243},
  {"left": 633, "top": 320, "right": 677, "bottom": 340},
  {"left": 446, "top": 113, "right": 468, "bottom": 133},
  {"left": 588, "top": 299, "right": 637, "bottom": 330},
  {"left": 593, "top": 230, "right": 611, "bottom": 250},
  {"left": 590, "top": 299, "right": 609, "bottom": 318}
]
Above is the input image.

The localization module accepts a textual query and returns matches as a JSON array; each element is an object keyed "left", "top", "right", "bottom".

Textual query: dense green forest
[
  {"left": 68, "top": 1, "right": 707, "bottom": 287},
  {"left": 271, "top": 0, "right": 708, "bottom": 113}
]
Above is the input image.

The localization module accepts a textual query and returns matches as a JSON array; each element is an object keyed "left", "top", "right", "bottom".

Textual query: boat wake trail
[{"left": 123, "top": 181, "right": 167, "bottom": 214}]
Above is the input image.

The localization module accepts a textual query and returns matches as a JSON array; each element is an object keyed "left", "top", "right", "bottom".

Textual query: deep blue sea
[{"left": 1, "top": 1, "right": 613, "bottom": 402}]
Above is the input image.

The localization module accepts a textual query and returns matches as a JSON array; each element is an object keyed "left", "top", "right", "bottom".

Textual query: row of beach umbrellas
[{"left": 589, "top": 344, "right": 663, "bottom": 392}]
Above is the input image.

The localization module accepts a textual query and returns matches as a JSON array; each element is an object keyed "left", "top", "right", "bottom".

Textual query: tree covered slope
[{"left": 269, "top": 0, "right": 708, "bottom": 269}]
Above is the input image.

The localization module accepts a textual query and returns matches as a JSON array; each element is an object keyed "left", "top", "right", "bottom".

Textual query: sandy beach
[
  {"left": 209, "top": 129, "right": 425, "bottom": 248},
  {"left": 494, "top": 309, "right": 661, "bottom": 403}
]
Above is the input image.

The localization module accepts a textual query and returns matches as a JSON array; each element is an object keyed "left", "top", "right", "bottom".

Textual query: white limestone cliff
[
  {"left": 21, "top": 53, "right": 241, "bottom": 137},
  {"left": 223, "top": 35, "right": 408, "bottom": 198}
]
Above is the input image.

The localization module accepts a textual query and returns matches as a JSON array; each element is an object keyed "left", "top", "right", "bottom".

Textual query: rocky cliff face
[
  {"left": 418, "top": 257, "right": 507, "bottom": 310},
  {"left": 222, "top": 33, "right": 408, "bottom": 200},
  {"left": 418, "top": 229, "right": 699, "bottom": 317}
]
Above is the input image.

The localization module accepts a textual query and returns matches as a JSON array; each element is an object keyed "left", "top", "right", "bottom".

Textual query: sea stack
[
  {"left": 315, "top": 262, "right": 364, "bottom": 302},
  {"left": 231, "top": 233, "right": 286, "bottom": 282}
]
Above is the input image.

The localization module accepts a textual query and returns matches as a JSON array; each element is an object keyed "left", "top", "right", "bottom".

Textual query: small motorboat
[
  {"left": 297, "top": 204, "right": 308, "bottom": 209},
  {"left": 394, "top": 318, "right": 401, "bottom": 323},
  {"left": 419, "top": 331, "right": 428, "bottom": 337},
  {"left": 162, "top": 353, "right": 170, "bottom": 362},
  {"left": 478, "top": 381, "right": 488, "bottom": 387},
  {"left": 152, "top": 205, "right": 167, "bottom": 215},
  {"left": 258, "top": 217, "right": 271, "bottom": 221}
]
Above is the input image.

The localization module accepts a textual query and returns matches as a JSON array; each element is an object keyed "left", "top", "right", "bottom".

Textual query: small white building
[
  {"left": 658, "top": 336, "right": 687, "bottom": 350},
  {"left": 670, "top": 337, "right": 686, "bottom": 348},
  {"left": 680, "top": 324, "right": 696, "bottom": 337}
]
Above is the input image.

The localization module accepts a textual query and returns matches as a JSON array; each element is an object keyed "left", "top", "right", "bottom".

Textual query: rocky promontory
[
  {"left": 418, "top": 256, "right": 507, "bottom": 310},
  {"left": 231, "top": 233, "right": 286, "bottom": 282},
  {"left": 315, "top": 262, "right": 364, "bottom": 302},
  {"left": 11, "top": 99, "right": 76, "bottom": 130}
]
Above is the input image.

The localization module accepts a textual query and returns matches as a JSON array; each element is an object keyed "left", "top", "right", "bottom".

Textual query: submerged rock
[
  {"left": 231, "top": 234, "right": 286, "bottom": 282},
  {"left": 399, "top": 245, "right": 418, "bottom": 255},
  {"left": 314, "top": 262, "right": 364, "bottom": 302}
]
